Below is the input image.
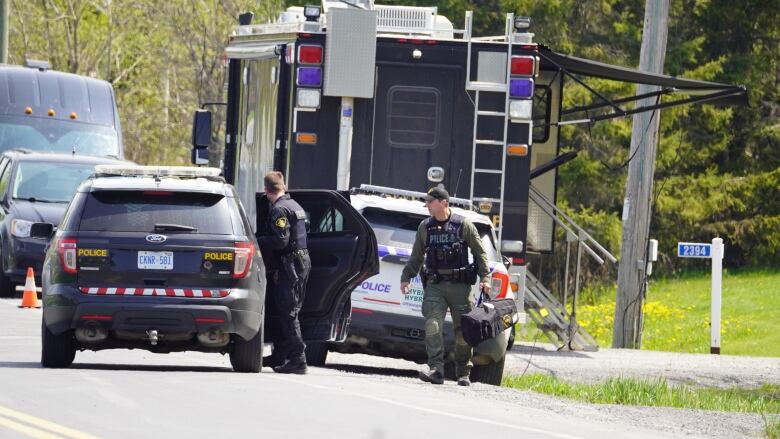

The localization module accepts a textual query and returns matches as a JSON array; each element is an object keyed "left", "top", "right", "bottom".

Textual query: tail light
[
  {"left": 57, "top": 237, "right": 78, "bottom": 274},
  {"left": 490, "top": 271, "right": 510, "bottom": 299},
  {"left": 233, "top": 241, "right": 255, "bottom": 279}
]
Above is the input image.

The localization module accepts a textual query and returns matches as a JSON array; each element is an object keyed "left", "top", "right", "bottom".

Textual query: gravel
[{"left": 325, "top": 342, "right": 780, "bottom": 438}]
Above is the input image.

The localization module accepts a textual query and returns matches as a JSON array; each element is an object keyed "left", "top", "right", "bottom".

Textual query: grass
[
  {"left": 502, "top": 374, "right": 780, "bottom": 414},
  {"left": 764, "top": 414, "right": 780, "bottom": 439},
  {"left": 519, "top": 268, "right": 780, "bottom": 357}
]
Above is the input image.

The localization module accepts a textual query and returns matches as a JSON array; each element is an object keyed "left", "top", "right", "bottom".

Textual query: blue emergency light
[
  {"left": 297, "top": 67, "right": 322, "bottom": 87},
  {"left": 509, "top": 78, "right": 533, "bottom": 99}
]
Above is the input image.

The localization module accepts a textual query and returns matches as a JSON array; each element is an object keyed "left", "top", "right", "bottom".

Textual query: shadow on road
[
  {"left": 508, "top": 344, "right": 592, "bottom": 359},
  {"left": 0, "top": 361, "right": 41, "bottom": 369},
  {"left": 0, "top": 361, "right": 231, "bottom": 373},
  {"left": 71, "top": 363, "right": 232, "bottom": 373},
  {"left": 322, "top": 363, "right": 419, "bottom": 379}
]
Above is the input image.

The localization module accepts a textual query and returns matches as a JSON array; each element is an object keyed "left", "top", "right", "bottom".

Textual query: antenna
[{"left": 452, "top": 168, "right": 463, "bottom": 197}]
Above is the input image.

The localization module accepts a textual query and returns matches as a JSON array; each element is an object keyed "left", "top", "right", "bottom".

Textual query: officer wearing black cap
[
  {"left": 257, "top": 171, "right": 311, "bottom": 374},
  {"left": 400, "top": 186, "right": 491, "bottom": 386}
]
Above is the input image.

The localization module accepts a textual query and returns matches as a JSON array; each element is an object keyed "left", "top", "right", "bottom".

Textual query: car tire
[
  {"left": 230, "top": 328, "right": 264, "bottom": 373},
  {"left": 470, "top": 356, "right": 505, "bottom": 386},
  {"left": 0, "top": 255, "right": 14, "bottom": 298},
  {"left": 507, "top": 326, "right": 516, "bottom": 351},
  {"left": 305, "top": 342, "right": 328, "bottom": 367},
  {"left": 41, "top": 320, "right": 76, "bottom": 368}
]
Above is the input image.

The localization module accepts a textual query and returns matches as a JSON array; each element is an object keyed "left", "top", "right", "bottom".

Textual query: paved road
[{"left": 0, "top": 298, "right": 680, "bottom": 439}]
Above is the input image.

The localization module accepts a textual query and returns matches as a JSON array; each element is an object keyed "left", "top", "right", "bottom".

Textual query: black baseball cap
[{"left": 425, "top": 186, "right": 449, "bottom": 201}]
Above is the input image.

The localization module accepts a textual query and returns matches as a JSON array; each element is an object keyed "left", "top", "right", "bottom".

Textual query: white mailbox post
[{"left": 677, "top": 238, "right": 724, "bottom": 354}]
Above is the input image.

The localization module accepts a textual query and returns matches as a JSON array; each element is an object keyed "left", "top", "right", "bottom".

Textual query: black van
[{"left": 0, "top": 62, "right": 123, "bottom": 158}]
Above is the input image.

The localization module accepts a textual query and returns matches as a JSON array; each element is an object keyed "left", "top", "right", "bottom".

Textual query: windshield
[
  {"left": 12, "top": 161, "right": 99, "bottom": 203},
  {"left": 363, "top": 208, "right": 499, "bottom": 262},
  {"left": 0, "top": 115, "right": 119, "bottom": 157}
]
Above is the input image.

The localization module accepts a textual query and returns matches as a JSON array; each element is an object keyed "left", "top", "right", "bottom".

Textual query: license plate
[{"left": 137, "top": 251, "right": 173, "bottom": 270}]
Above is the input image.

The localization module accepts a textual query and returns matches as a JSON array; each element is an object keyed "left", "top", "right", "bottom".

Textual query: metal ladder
[{"left": 464, "top": 12, "right": 515, "bottom": 248}]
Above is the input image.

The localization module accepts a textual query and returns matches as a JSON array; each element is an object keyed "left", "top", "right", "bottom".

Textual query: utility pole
[
  {"left": 613, "top": 0, "right": 669, "bottom": 348},
  {"left": 0, "top": 0, "right": 9, "bottom": 64}
]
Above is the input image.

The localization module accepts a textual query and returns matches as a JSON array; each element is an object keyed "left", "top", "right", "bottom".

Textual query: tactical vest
[{"left": 424, "top": 213, "right": 469, "bottom": 272}]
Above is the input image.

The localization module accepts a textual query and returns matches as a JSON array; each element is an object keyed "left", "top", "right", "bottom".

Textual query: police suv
[
  {"left": 326, "top": 185, "right": 514, "bottom": 385},
  {"left": 39, "top": 166, "right": 378, "bottom": 372}
]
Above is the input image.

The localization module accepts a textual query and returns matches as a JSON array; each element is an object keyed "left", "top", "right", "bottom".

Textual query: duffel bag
[{"left": 461, "top": 297, "right": 519, "bottom": 347}]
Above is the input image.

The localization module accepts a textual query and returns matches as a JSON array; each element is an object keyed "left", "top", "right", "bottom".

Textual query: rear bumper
[
  {"left": 42, "top": 284, "right": 263, "bottom": 342},
  {"left": 344, "top": 307, "right": 508, "bottom": 364}
]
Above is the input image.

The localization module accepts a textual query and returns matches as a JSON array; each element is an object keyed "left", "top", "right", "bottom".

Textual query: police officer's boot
[
  {"left": 263, "top": 354, "right": 286, "bottom": 368},
  {"left": 273, "top": 357, "right": 308, "bottom": 375},
  {"left": 418, "top": 367, "right": 444, "bottom": 385}
]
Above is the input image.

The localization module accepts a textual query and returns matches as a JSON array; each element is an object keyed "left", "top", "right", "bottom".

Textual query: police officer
[
  {"left": 257, "top": 171, "right": 311, "bottom": 374},
  {"left": 400, "top": 187, "right": 490, "bottom": 386}
]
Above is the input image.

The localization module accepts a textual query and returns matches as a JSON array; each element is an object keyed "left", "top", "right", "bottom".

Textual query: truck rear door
[{"left": 256, "top": 190, "right": 378, "bottom": 342}]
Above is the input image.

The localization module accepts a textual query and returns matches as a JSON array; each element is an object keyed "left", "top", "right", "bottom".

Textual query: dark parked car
[
  {"left": 40, "top": 166, "right": 378, "bottom": 372},
  {"left": 0, "top": 149, "right": 128, "bottom": 296}
]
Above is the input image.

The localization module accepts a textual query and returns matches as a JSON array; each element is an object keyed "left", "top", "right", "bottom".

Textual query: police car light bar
[
  {"left": 94, "top": 165, "right": 223, "bottom": 179},
  {"left": 354, "top": 184, "right": 474, "bottom": 210}
]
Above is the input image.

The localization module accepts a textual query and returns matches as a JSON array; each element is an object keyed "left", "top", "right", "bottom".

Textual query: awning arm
[
  {"left": 537, "top": 50, "right": 626, "bottom": 117},
  {"left": 562, "top": 87, "right": 676, "bottom": 116},
  {"left": 547, "top": 87, "right": 746, "bottom": 127}
]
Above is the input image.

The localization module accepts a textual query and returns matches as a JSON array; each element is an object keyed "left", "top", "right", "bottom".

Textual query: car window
[
  {"left": 363, "top": 208, "right": 499, "bottom": 261},
  {"left": 0, "top": 157, "right": 10, "bottom": 196},
  {"left": 12, "top": 161, "right": 97, "bottom": 202},
  {"left": 303, "top": 200, "right": 345, "bottom": 233},
  {"left": 79, "top": 190, "right": 234, "bottom": 234}
]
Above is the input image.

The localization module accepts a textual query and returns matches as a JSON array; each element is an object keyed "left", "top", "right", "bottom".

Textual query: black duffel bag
[{"left": 461, "top": 296, "right": 518, "bottom": 346}]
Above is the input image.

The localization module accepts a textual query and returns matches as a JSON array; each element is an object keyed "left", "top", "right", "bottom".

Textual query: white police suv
[{"left": 309, "top": 185, "right": 515, "bottom": 385}]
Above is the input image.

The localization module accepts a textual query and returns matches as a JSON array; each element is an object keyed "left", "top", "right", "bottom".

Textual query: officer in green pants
[{"left": 400, "top": 187, "right": 491, "bottom": 386}]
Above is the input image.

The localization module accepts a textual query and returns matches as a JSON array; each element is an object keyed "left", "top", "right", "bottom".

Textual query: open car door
[{"left": 256, "top": 190, "right": 379, "bottom": 343}]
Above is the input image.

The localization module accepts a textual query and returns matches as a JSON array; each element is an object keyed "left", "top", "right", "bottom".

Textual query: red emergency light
[
  {"left": 298, "top": 45, "right": 323, "bottom": 65},
  {"left": 511, "top": 56, "right": 535, "bottom": 76}
]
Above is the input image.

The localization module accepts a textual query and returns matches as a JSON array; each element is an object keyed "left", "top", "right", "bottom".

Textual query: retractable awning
[{"left": 536, "top": 45, "right": 748, "bottom": 126}]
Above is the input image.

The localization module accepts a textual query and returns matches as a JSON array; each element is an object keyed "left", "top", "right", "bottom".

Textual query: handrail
[{"left": 529, "top": 185, "right": 617, "bottom": 264}]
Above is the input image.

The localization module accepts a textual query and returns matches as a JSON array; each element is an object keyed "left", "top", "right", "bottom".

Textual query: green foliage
[
  {"left": 502, "top": 374, "right": 780, "bottom": 414},
  {"left": 9, "top": 0, "right": 284, "bottom": 165}
]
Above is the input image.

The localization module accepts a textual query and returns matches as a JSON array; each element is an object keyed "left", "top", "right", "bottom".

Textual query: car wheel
[
  {"left": 41, "top": 320, "right": 76, "bottom": 368},
  {"left": 470, "top": 356, "right": 505, "bottom": 386},
  {"left": 230, "top": 328, "right": 264, "bottom": 373},
  {"left": 0, "top": 256, "right": 14, "bottom": 298},
  {"left": 305, "top": 342, "right": 328, "bottom": 366},
  {"left": 507, "top": 326, "right": 516, "bottom": 351}
]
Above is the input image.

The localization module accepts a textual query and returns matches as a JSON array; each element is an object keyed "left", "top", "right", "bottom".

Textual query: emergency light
[
  {"left": 509, "top": 99, "right": 532, "bottom": 120},
  {"left": 93, "top": 165, "right": 222, "bottom": 179},
  {"left": 511, "top": 56, "right": 534, "bottom": 76},
  {"left": 298, "top": 45, "right": 323, "bottom": 65},
  {"left": 297, "top": 88, "right": 321, "bottom": 109},
  {"left": 509, "top": 78, "right": 533, "bottom": 99},
  {"left": 297, "top": 67, "right": 322, "bottom": 87}
]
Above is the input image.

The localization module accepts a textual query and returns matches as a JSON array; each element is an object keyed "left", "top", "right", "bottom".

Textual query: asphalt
[{"left": 0, "top": 298, "right": 701, "bottom": 438}]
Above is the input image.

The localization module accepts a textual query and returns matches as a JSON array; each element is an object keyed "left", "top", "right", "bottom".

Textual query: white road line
[{"left": 266, "top": 374, "right": 586, "bottom": 439}]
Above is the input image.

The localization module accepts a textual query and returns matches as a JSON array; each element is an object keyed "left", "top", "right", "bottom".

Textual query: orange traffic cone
[{"left": 18, "top": 267, "right": 40, "bottom": 309}]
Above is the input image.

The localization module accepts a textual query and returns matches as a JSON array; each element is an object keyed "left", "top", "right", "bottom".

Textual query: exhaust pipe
[
  {"left": 75, "top": 324, "right": 108, "bottom": 344},
  {"left": 197, "top": 329, "right": 229, "bottom": 347}
]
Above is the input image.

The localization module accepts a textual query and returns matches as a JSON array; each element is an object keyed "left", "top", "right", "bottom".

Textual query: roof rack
[
  {"left": 351, "top": 184, "right": 474, "bottom": 210},
  {"left": 93, "top": 165, "right": 225, "bottom": 182}
]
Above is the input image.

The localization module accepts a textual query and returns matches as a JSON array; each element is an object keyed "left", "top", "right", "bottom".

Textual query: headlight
[{"left": 11, "top": 219, "right": 33, "bottom": 238}]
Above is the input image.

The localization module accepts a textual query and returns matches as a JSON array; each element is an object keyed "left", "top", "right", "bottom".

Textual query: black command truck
[{"left": 192, "top": 1, "right": 746, "bottom": 346}]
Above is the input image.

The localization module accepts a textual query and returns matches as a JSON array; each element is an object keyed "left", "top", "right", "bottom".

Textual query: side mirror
[
  {"left": 30, "top": 223, "right": 54, "bottom": 239},
  {"left": 501, "top": 254, "right": 512, "bottom": 268},
  {"left": 192, "top": 110, "right": 212, "bottom": 149}
]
